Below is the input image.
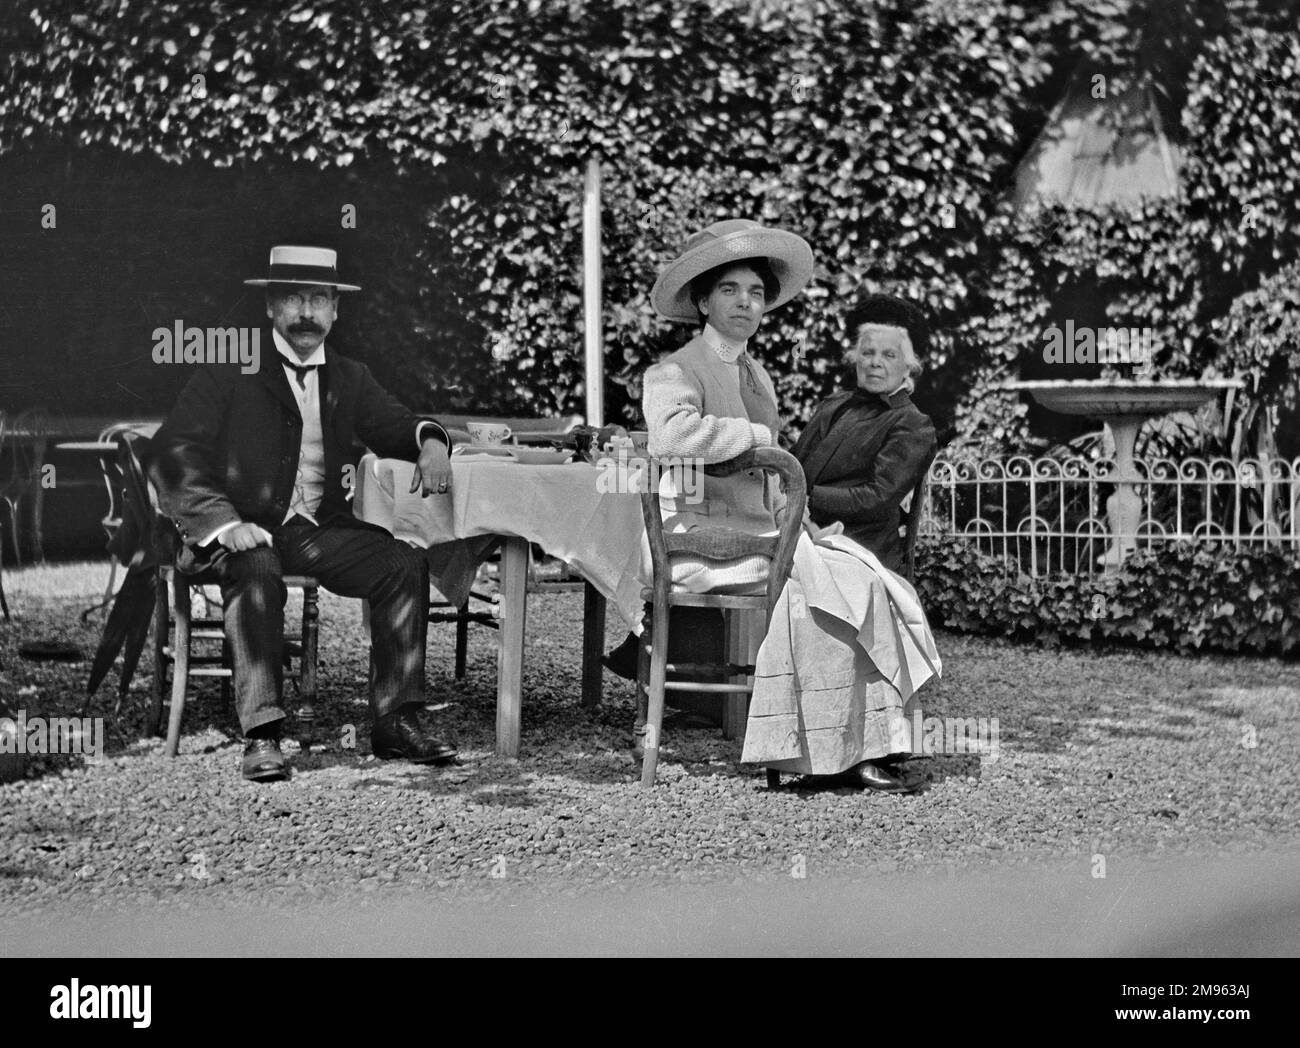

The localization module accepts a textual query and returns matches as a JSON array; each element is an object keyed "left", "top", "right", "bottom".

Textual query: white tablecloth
[{"left": 353, "top": 454, "right": 650, "bottom": 628}]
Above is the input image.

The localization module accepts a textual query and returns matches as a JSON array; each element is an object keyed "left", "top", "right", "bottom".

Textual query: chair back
[
  {"left": 94, "top": 422, "right": 162, "bottom": 542},
  {"left": 1, "top": 406, "right": 52, "bottom": 499},
  {"left": 97, "top": 421, "right": 160, "bottom": 443},
  {"left": 901, "top": 449, "right": 937, "bottom": 584},
  {"left": 109, "top": 432, "right": 175, "bottom": 570},
  {"left": 639, "top": 446, "right": 807, "bottom": 619}
]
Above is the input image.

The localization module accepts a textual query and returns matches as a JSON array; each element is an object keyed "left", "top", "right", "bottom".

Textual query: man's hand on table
[
  {"left": 412, "top": 437, "right": 453, "bottom": 497},
  {"left": 217, "top": 523, "right": 274, "bottom": 550}
]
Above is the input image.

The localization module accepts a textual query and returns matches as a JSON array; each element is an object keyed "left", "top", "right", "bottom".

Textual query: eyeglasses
[{"left": 278, "top": 291, "right": 334, "bottom": 310}]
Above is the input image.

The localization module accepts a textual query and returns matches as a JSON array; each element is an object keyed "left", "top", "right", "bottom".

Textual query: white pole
[{"left": 582, "top": 155, "right": 604, "bottom": 427}]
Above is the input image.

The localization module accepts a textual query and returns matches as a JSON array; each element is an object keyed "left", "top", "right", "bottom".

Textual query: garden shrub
[{"left": 914, "top": 533, "right": 1300, "bottom": 656}]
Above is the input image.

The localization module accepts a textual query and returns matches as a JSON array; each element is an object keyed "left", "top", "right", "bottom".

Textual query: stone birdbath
[{"left": 1005, "top": 378, "right": 1244, "bottom": 569}]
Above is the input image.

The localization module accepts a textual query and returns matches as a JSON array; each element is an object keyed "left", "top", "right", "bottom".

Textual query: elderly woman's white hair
[{"left": 845, "top": 322, "right": 924, "bottom": 393}]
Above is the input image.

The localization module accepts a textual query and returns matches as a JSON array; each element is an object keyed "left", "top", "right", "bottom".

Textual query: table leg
[
  {"left": 581, "top": 581, "right": 606, "bottom": 709},
  {"left": 496, "top": 537, "right": 528, "bottom": 757}
]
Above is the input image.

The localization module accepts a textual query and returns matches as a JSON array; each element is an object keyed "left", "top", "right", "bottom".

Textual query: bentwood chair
[
  {"left": 0, "top": 406, "right": 52, "bottom": 565},
  {"left": 901, "top": 450, "right": 938, "bottom": 585},
  {"left": 152, "top": 562, "right": 320, "bottom": 757},
  {"left": 82, "top": 421, "right": 163, "bottom": 622},
  {"left": 429, "top": 546, "right": 502, "bottom": 680},
  {"left": 111, "top": 437, "right": 320, "bottom": 756},
  {"left": 636, "top": 447, "right": 807, "bottom": 787},
  {"left": 0, "top": 412, "right": 9, "bottom": 620}
]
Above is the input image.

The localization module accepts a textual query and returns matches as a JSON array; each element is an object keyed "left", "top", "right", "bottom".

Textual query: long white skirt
[{"left": 741, "top": 533, "right": 942, "bottom": 775}]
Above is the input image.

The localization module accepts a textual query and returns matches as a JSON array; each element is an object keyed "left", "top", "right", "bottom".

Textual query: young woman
[
  {"left": 640, "top": 219, "right": 811, "bottom": 591},
  {"left": 604, "top": 219, "right": 811, "bottom": 741}
]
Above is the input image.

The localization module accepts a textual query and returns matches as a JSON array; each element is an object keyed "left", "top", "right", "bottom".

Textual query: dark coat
[
  {"left": 792, "top": 387, "right": 937, "bottom": 573},
  {"left": 147, "top": 333, "right": 445, "bottom": 567}
]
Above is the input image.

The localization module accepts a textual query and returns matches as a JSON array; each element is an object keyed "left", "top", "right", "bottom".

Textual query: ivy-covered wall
[{"left": 1, "top": 0, "right": 1296, "bottom": 445}]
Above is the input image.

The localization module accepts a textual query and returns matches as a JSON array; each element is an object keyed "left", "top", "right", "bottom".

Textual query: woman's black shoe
[{"left": 601, "top": 633, "right": 641, "bottom": 681}]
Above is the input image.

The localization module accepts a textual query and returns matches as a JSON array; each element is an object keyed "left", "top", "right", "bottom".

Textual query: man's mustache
[{"left": 289, "top": 322, "right": 323, "bottom": 334}]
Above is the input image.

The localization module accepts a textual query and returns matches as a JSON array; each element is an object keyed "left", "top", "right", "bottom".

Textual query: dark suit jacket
[
  {"left": 792, "top": 387, "right": 937, "bottom": 573},
  {"left": 148, "top": 334, "right": 448, "bottom": 565}
]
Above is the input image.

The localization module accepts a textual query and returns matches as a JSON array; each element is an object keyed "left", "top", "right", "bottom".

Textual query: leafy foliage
[
  {"left": 915, "top": 534, "right": 1300, "bottom": 655},
  {"left": 956, "top": 9, "right": 1300, "bottom": 454},
  {"left": 0, "top": 0, "right": 1296, "bottom": 441}
]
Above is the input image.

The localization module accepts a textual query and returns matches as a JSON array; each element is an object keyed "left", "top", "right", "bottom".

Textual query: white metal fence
[{"left": 920, "top": 454, "right": 1300, "bottom": 577}]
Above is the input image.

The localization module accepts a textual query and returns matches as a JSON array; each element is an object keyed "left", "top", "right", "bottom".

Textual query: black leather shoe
[
  {"left": 851, "top": 759, "right": 919, "bottom": 793},
  {"left": 372, "top": 708, "right": 457, "bottom": 764},
  {"left": 243, "top": 738, "right": 288, "bottom": 782},
  {"left": 602, "top": 633, "right": 640, "bottom": 681}
]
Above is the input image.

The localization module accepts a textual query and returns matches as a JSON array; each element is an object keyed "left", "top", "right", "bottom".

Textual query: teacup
[
  {"left": 467, "top": 422, "right": 513, "bottom": 446},
  {"left": 629, "top": 430, "right": 650, "bottom": 456}
]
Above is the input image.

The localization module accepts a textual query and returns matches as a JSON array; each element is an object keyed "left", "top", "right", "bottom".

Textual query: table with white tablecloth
[{"left": 353, "top": 452, "right": 658, "bottom": 756}]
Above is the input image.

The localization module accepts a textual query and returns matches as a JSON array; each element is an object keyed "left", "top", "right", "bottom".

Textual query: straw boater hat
[
  {"left": 651, "top": 219, "right": 814, "bottom": 324},
  {"left": 244, "top": 245, "right": 362, "bottom": 291}
]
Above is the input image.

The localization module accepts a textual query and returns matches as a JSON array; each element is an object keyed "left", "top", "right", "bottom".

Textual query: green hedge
[
  {"left": 914, "top": 534, "right": 1300, "bottom": 656},
  {"left": 2, "top": 1, "right": 1298, "bottom": 442},
  {"left": 0, "top": 0, "right": 1116, "bottom": 428}
]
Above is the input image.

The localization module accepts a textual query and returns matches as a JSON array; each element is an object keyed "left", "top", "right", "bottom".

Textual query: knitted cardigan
[{"left": 641, "top": 333, "right": 782, "bottom": 592}]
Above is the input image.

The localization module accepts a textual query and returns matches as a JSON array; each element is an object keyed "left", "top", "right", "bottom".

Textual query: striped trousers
[{"left": 204, "top": 516, "right": 429, "bottom": 734}]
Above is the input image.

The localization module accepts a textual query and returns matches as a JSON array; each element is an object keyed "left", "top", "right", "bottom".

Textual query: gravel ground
[{"left": 2, "top": 560, "right": 1298, "bottom": 921}]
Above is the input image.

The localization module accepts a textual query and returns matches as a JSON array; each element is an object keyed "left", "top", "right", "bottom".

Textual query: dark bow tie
[{"left": 279, "top": 355, "right": 319, "bottom": 389}]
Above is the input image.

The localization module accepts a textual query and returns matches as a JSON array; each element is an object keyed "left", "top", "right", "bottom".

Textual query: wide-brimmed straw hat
[
  {"left": 650, "top": 219, "right": 814, "bottom": 324},
  {"left": 243, "top": 245, "right": 361, "bottom": 291}
]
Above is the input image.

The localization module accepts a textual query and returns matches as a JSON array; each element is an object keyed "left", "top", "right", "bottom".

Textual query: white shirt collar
[
  {"left": 272, "top": 328, "right": 327, "bottom": 368},
  {"left": 701, "top": 322, "right": 747, "bottom": 363}
]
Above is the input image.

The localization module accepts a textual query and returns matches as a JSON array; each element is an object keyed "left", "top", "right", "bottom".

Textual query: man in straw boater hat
[
  {"left": 602, "top": 218, "right": 814, "bottom": 750},
  {"left": 149, "top": 246, "right": 458, "bottom": 781}
]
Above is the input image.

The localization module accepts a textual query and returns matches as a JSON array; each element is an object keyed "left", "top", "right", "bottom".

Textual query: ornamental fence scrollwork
[{"left": 919, "top": 454, "right": 1300, "bottom": 577}]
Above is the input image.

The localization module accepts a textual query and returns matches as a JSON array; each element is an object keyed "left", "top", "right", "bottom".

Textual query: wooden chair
[
  {"left": 151, "top": 565, "right": 320, "bottom": 757},
  {"left": 636, "top": 447, "right": 807, "bottom": 786},
  {"left": 429, "top": 547, "right": 601, "bottom": 691},
  {"left": 112, "top": 439, "right": 320, "bottom": 756},
  {"left": 428, "top": 543, "right": 502, "bottom": 680},
  {"left": 82, "top": 421, "right": 163, "bottom": 622},
  {"left": 0, "top": 411, "right": 9, "bottom": 620},
  {"left": 901, "top": 450, "right": 938, "bottom": 585},
  {"left": 0, "top": 406, "right": 52, "bottom": 565},
  {"left": 524, "top": 549, "right": 607, "bottom": 709}
]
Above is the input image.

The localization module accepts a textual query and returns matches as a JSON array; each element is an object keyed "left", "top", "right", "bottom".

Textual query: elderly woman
[
  {"left": 792, "top": 293, "right": 938, "bottom": 573},
  {"left": 738, "top": 292, "right": 943, "bottom": 792}
]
